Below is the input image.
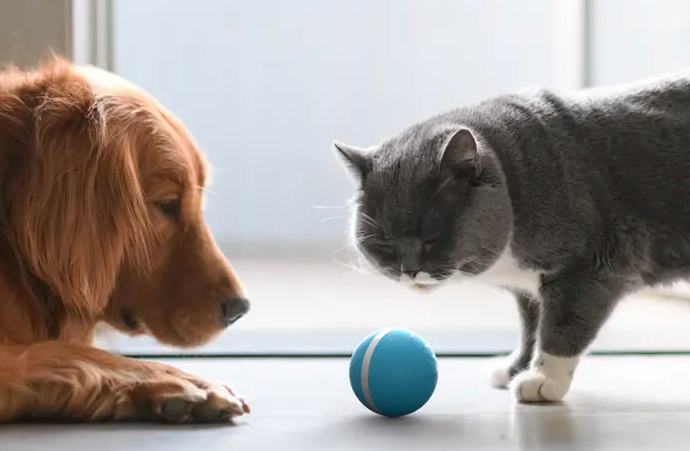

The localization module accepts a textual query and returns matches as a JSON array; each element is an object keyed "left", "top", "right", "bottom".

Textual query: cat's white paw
[
  {"left": 509, "top": 370, "right": 571, "bottom": 403},
  {"left": 487, "top": 360, "right": 513, "bottom": 389}
]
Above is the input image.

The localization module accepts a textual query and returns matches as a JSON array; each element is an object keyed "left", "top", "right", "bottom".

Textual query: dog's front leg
[{"left": 0, "top": 342, "right": 249, "bottom": 423}]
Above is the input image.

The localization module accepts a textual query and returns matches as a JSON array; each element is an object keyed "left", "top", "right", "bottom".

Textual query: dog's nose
[{"left": 220, "top": 297, "right": 250, "bottom": 328}]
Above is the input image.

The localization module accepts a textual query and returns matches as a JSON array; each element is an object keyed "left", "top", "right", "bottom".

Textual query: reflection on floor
[
  {"left": 5, "top": 356, "right": 690, "bottom": 450},
  {"left": 96, "top": 254, "right": 690, "bottom": 353}
]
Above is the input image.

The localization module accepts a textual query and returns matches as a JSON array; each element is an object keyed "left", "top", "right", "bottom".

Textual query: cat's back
[
  {"left": 570, "top": 69, "right": 690, "bottom": 105},
  {"left": 475, "top": 70, "right": 690, "bottom": 184},
  {"left": 450, "top": 71, "right": 690, "bottom": 272},
  {"left": 560, "top": 71, "right": 690, "bottom": 195}
]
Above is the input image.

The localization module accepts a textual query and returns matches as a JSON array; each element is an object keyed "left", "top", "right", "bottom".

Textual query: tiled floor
[
  {"left": 75, "top": 255, "right": 690, "bottom": 450},
  {"left": 5, "top": 356, "right": 690, "bottom": 450}
]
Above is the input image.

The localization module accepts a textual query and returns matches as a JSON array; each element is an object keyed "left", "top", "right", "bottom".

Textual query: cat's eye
[
  {"left": 469, "top": 170, "right": 499, "bottom": 187},
  {"left": 368, "top": 241, "right": 395, "bottom": 254},
  {"left": 423, "top": 237, "right": 438, "bottom": 251},
  {"left": 155, "top": 200, "right": 181, "bottom": 219},
  {"left": 468, "top": 176, "right": 482, "bottom": 187}
]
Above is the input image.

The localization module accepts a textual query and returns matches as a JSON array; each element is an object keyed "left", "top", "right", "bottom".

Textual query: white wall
[
  {"left": 113, "top": 0, "right": 564, "bottom": 252},
  {"left": 591, "top": 0, "right": 690, "bottom": 85}
]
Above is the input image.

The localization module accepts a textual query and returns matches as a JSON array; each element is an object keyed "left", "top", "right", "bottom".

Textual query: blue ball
[{"left": 349, "top": 328, "right": 438, "bottom": 417}]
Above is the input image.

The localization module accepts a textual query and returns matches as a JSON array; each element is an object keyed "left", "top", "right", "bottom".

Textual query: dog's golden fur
[{"left": 0, "top": 58, "right": 249, "bottom": 422}]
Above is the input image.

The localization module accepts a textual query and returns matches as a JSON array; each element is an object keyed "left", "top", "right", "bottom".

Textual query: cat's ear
[
  {"left": 332, "top": 141, "right": 372, "bottom": 183},
  {"left": 440, "top": 128, "right": 481, "bottom": 180}
]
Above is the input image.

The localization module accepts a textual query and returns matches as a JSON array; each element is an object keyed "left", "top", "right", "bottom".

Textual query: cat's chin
[
  {"left": 400, "top": 272, "right": 446, "bottom": 293},
  {"left": 408, "top": 283, "right": 444, "bottom": 294}
]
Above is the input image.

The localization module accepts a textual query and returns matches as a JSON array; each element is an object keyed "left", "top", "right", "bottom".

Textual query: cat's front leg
[
  {"left": 509, "top": 273, "right": 624, "bottom": 403},
  {"left": 488, "top": 290, "right": 539, "bottom": 388}
]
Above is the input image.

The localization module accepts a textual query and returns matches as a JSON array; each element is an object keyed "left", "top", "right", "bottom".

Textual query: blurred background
[{"left": 3, "top": 0, "right": 690, "bottom": 356}]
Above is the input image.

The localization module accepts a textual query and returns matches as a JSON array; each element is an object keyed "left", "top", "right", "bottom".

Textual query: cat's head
[{"left": 333, "top": 122, "right": 513, "bottom": 288}]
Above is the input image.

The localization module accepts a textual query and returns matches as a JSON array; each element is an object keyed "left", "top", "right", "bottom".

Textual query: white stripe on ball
[{"left": 360, "top": 327, "right": 394, "bottom": 413}]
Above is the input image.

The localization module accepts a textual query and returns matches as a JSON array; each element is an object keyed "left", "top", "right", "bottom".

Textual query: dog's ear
[{"left": 14, "top": 65, "right": 154, "bottom": 314}]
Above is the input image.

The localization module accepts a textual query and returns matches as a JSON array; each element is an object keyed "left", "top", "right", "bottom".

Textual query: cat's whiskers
[
  {"left": 358, "top": 212, "right": 383, "bottom": 233},
  {"left": 311, "top": 204, "right": 348, "bottom": 210},
  {"left": 200, "top": 186, "right": 218, "bottom": 198},
  {"left": 332, "top": 242, "right": 355, "bottom": 254},
  {"left": 333, "top": 259, "right": 371, "bottom": 275},
  {"left": 320, "top": 215, "right": 345, "bottom": 223},
  {"left": 350, "top": 254, "right": 380, "bottom": 275},
  {"left": 331, "top": 234, "right": 376, "bottom": 254},
  {"left": 334, "top": 247, "right": 400, "bottom": 280},
  {"left": 427, "top": 176, "right": 454, "bottom": 203},
  {"left": 355, "top": 234, "right": 377, "bottom": 245},
  {"left": 480, "top": 245, "right": 502, "bottom": 257},
  {"left": 447, "top": 269, "right": 505, "bottom": 295},
  {"left": 313, "top": 204, "right": 353, "bottom": 224},
  {"left": 450, "top": 268, "right": 473, "bottom": 278},
  {"left": 331, "top": 238, "right": 376, "bottom": 275}
]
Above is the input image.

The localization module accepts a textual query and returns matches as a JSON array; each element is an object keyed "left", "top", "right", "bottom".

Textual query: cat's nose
[
  {"left": 401, "top": 254, "right": 421, "bottom": 278},
  {"left": 402, "top": 269, "right": 419, "bottom": 279}
]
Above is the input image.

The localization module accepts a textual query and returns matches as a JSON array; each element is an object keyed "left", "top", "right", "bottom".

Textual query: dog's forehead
[
  {"left": 158, "top": 109, "right": 208, "bottom": 188},
  {"left": 73, "top": 64, "right": 144, "bottom": 95},
  {"left": 74, "top": 65, "right": 207, "bottom": 187}
]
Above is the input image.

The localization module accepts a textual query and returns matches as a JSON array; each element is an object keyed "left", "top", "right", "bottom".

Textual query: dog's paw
[
  {"left": 155, "top": 380, "right": 248, "bottom": 423},
  {"left": 509, "top": 369, "right": 570, "bottom": 403},
  {"left": 121, "top": 366, "right": 249, "bottom": 423}
]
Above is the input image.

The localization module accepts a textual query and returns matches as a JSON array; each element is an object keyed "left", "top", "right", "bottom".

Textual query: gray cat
[{"left": 333, "top": 72, "right": 690, "bottom": 403}]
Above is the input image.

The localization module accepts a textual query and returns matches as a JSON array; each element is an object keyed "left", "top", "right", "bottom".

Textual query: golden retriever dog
[{"left": 0, "top": 57, "right": 250, "bottom": 423}]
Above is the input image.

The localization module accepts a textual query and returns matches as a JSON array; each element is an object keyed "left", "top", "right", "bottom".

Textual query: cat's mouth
[{"left": 399, "top": 271, "right": 445, "bottom": 291}]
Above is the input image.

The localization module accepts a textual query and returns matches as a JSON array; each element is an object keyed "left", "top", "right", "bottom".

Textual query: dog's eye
[{"left": 155, "top": 200, "right": 180, "bottom": 219}]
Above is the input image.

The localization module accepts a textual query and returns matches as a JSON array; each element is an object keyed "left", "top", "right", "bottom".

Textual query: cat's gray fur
[{"left": 333, "top": 72, "right": 690, "bottom": 398}]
